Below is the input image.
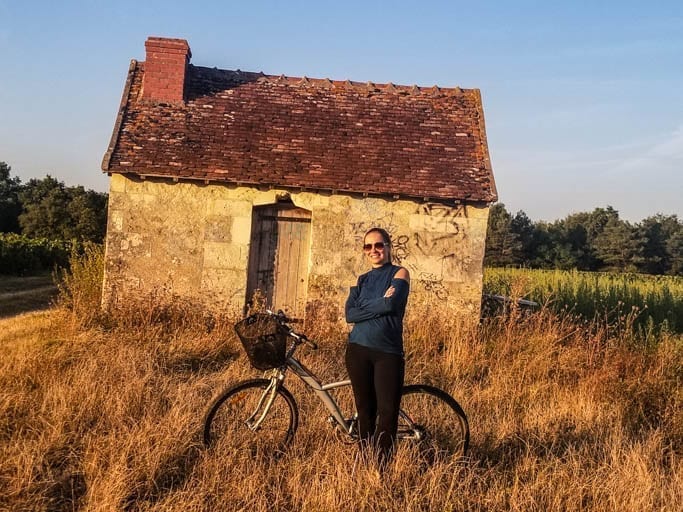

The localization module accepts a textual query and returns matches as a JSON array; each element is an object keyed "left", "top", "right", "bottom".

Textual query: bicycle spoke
[
  {"left": 204, "top": 380, "right": 297, "bottom": 459},
  {"left": 398, "top": 386, "right": 469, "bottom": 459}
]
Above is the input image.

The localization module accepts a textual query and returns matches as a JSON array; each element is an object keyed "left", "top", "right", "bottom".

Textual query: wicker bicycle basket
[{"left": 234, "top": 313, "right": 289, "bottom": 370}]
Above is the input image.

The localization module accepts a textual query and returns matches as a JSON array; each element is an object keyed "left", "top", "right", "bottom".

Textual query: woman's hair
[{"left": 364, "top": 227, "right": 392, "bottom": 263}]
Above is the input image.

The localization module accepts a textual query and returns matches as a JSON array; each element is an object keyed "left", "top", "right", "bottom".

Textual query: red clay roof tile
[{"left": 103, "top": 62, "right": 497, "bottom": 202}]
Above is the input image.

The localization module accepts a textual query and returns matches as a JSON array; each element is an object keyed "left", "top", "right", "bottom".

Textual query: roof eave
[
  {"left": 473, "top": 89, "right": 498, "bottom": 203},
  {"left": 101, "top": 60, "right": 138, "bottom": 172},
  {"left": 106, "top": 169, "right": 492, "bottom": 203}
]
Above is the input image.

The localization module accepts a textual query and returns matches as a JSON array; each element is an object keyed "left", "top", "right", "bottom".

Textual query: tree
[
  {"left": 593, "top": 217, "right": 640, "bottom": 272},
  {"left": 637, "top": 215, "right": 669, "bottom": 274},
  {"left": 67, "top": 187, "right": 108, "bottom": 243},
  {"left": 666, "top": 227, "right": 683, "bottom": 276},
  {"left": 510, "top": 210, "right": 537, "bottom": 265},
  {"left": 0, "top": 162, "right": 22, "bottom": 233},
  {"left": 484, "top": 203, "right": 523, "bottom": 266},
  {"left": 541, "top": 207, "right": 622, "bottom": 271},
  {"left": 637, "top": 214, "right": 683, "bottom": 275},
  {"left": 19, "top": 176, "right": 72, "bottom": 239},
  {"left": 483, "top": 203, "right": 680, "bottom": 275},
  {"left": 522, "top": 221, "right": 557, "bottom": 269},
  {"left": 543, "top": 218, "right": 590, "bottom": 270},
  {"left": 18, "top": 176, "right": 108, "bottom": 242}
]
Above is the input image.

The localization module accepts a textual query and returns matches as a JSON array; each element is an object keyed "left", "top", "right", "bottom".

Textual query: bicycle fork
[{"left": 244, "top": 374, "right": 282, "bottom": 432}]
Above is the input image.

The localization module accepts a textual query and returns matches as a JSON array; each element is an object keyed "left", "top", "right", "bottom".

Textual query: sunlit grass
[{"left": 0, "top": 254, "right": 681, "bottom": 510}]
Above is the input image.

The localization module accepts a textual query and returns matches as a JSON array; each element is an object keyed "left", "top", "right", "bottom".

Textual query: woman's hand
[{"left": 384, "top": 286, "right": 396, "bottom": 298}]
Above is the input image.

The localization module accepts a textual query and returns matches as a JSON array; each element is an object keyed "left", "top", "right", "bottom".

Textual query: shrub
[
  {"left": 55, "top": 243, "right": 105, "bottom": 328},
  {"left": 0, "top": 233, "right": 72, "bottom": 275}
]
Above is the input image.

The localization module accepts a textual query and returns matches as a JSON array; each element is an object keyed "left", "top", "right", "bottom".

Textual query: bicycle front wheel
[
  {"left": 203, "top": 379, "right": 299, "bottom": 457},
  {"left": 398, "top": 384, "right": 470, "bottom": 458}
]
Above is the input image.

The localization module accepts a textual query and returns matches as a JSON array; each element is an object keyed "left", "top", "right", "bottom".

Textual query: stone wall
[{"left": 103, "top": 174, "right": 490, "bottom": 321}]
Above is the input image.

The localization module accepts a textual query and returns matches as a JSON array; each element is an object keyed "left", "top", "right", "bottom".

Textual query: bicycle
[{"left": 203, "top": 310, "right": 470, "bottom": 459}]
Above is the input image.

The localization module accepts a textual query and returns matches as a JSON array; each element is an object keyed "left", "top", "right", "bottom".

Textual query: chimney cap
[{"left": 145, "top": 36, "right": 192, "bottom": 58}]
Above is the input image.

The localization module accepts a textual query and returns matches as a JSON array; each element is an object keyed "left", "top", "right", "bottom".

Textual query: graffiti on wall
[
  {"left": 416, "top": 271, "right": 449, "bottom": 301},
  {"left": 414, "top": 232, "right": 455, "bottom": 257},
  {"left": 345, "top": 201, "right": 473, "bottom": 301},
  {"left": 349, "top": 212, "right": 400, "bottom": 245},
  {"left": 418, "top": 202, "right": 467, "bottom": 220},
  {"left": 392, "top": 235, "right": 410, "bottom": 263}
]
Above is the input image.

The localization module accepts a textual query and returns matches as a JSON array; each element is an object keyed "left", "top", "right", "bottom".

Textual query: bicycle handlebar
[
  {"left": 289, "top": 331, "right": 319, "bottom": 350},
  {"left": 265, "top": 309, "right": 319, "bottom": 350}
]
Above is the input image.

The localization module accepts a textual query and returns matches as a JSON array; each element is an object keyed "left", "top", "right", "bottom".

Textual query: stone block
[
  {"left": 231, "top": 216, "right": 252, "bottom": 245},
  {"left": 203, "top": 241, "right": 245, "bottom": 269},
  {"left": 204, "top": 216, "right": 233, "bottom": 243},
  {"left": 110, "top": 211, "right": 124, "bottom": 232},
  {"left": 201, "top": 268, "right": 247, "bottom": 298},
  {"left": 207, "top": 198, "right": 252, "bottom": 217},
  {"left": 110, "top": 174, "right": 127, "bottom": 193}
]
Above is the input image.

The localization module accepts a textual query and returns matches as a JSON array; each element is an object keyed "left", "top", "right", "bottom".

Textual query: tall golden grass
[{"left": 1, "top": 254, "right": 681, "bottom": 511}]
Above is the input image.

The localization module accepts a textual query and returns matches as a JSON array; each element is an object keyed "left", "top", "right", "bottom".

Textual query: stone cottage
[{"left": 101, "top": 37, "right": 497, "bottom": 321}]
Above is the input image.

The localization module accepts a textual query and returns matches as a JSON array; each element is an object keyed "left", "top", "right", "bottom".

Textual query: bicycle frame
[
  {"left": 242, "top": 321, "right": 359, "bottom": 435},
  {"left": 286, "top": 356, "right": 354, "bottom": 434},
  {"left": 243, "top": 373, "right": 285, "bottom": 432},
  {"left": 255, "top": 357, "right": 427, "bottom": 442},
  {"left": 248, "top": 353, "right": 355, "bottom": 437}
]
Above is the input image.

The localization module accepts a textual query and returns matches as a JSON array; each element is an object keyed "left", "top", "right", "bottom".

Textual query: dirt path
[
  {"left": 0, "top": 276, "right": 59, "bottom": 318},
  {"left": 1, "top": 285, "right": 58, "bottom": 300}
]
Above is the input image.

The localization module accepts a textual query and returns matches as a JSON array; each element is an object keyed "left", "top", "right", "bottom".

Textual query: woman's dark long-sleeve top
[{"left": 345, "top": 263, "right": 410, "bottom": 356}]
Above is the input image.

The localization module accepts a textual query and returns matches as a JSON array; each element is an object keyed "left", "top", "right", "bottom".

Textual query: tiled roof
[{"left": 103, "top": 62, "right": 497, "bottom": 202}]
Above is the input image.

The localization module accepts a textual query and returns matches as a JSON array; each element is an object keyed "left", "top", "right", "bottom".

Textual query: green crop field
[{"left": 484, "top": 268, "right": 683, "bottom": 335}]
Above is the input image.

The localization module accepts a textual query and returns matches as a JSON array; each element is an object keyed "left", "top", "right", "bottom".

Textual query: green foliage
[
  {"left": 484, "top": 267, "right": 683, "bottom": 335},
  {"left": 592, "top": 217, "right": 640, "bottom": 272},
  {"left": 0, "top": 162, "right": 22, "bottom": 233},
  {"left": 18, "top": 176, "right": 108, "bottom": 243},
  {"left": 0, "top": 233, "right": 72, "bottom": 275},
  {"left": 1, "top": 161, "right": 108, "bottom": 244},
  {"left": 485, "top": 204, "right": 683, "bottom": 276},
  {"left": 638, "top": 214, "right": 683, "bottom": 275},
  {"left": 483, "top": 203, "right": 523, "bottom": 266}
]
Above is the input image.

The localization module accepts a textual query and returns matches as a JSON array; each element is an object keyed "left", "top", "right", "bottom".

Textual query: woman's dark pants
[{"left": 345, "top": 342, "right": 405, "bottom": 467}]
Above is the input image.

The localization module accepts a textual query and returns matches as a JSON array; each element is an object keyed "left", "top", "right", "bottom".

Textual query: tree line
[
  {"left": 0, "top": 161, "right": 108, "bottom": 243},
  {"left": 485, "top": 203, "right": 683, "bottom": 276}
]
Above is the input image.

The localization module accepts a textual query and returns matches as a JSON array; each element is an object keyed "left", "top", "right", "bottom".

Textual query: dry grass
[{"left": 1, "top": 289, "right": 681, "bottom": 510}]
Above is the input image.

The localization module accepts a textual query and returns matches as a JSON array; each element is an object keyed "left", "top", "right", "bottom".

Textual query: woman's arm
[
  {"left": 345, "top": 280, "right": 380, "bottom": 323},
  {"left": 346, "top": 305, "right": 380, "bottom": 323},
  {"left": 356, "top": 277, "right": 409, "bottom": 315}
]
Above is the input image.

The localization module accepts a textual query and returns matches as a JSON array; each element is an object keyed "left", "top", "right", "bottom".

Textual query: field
[
  {"left": 0, "top": 262, "right": 681, "bottom": 511},
  {"left": 484, "top": 268, "right": 683, "bottom": 336}
]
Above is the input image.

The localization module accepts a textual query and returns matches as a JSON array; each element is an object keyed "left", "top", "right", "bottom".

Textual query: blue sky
[{"left": 1, "top": 0, "right": 681, "bottom": 222}]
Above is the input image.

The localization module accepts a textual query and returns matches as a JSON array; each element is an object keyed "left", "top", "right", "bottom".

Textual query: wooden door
[{"left": 246, "top": 204, "right": 312, "bottom": 318}]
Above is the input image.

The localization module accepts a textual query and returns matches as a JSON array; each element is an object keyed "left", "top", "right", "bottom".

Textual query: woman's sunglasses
[{"left": 363, "top": 242, "right": 387, "bottom": 252}]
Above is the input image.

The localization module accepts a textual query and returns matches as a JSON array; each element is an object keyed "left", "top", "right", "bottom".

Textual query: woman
[{"left": 345, "top": 227, "right": 410, "bottom": 468}]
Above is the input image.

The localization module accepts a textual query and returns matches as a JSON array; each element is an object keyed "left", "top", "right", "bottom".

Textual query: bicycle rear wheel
[
  {"left": 398, "top": 384, "right": 470, "bottom": 458},
  {"left": 203, "top": 379, "right": 298, "bottom": 457}
]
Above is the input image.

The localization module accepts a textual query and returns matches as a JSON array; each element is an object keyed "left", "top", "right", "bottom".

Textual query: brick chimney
[{"left": 142, "top": 37, "right": 192, "bottom": 104}]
